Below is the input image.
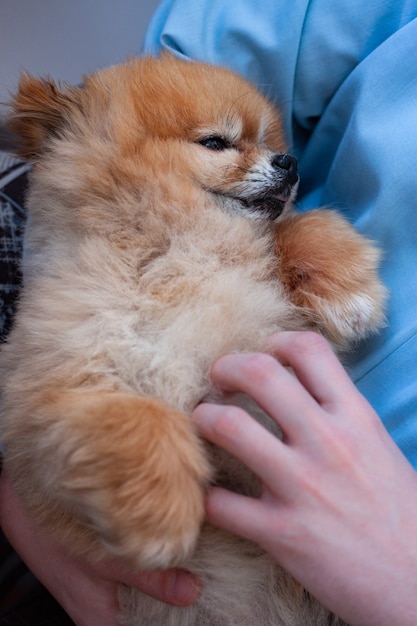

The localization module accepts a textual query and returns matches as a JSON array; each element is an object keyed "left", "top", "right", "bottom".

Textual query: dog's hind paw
[{"left": 47, "top": 390, "right": 210, "bottom": 568}]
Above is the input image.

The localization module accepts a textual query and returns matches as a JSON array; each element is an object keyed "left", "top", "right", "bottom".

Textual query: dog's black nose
[{"left": 271, "top": 153, "right": 298, "bottom": 185}]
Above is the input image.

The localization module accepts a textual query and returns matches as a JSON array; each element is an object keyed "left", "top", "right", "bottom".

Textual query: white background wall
[{"left": 0, "top": 0, "right": 161, "bottom": 112}]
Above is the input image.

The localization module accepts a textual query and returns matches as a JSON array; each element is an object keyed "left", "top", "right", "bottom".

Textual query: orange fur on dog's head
[{"left": 8, "top": 54, "right": 299, "bottom": 227}]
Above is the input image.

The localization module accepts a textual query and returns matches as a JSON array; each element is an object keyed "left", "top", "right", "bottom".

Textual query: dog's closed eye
[{"left": 198, "top": 136, "right": 232, "bottom": 151}]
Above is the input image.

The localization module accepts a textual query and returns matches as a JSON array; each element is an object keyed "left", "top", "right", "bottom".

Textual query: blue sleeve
[{"left": 144, "top": 0, "right": 417, "bottom": 466}]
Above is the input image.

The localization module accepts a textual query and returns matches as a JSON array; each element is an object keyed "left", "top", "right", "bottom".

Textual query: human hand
[
  {"left": 0, "top": 469, "right": 200, "bottom": 626},
  {"left": 192, "top": 331, "right": 417, "bottom": 626}
]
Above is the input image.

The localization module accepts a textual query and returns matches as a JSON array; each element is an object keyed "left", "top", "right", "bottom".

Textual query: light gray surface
[{"left": 0, "top": 0, "right": 160, "bottom": 114}]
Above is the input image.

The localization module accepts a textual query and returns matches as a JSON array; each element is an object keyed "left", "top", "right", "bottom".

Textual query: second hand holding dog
[
  {"left": 192, "top": 331, "right": 417, "bottom": 626},
  {"left": 0, "top": 472, "right": 200, "bottom": 626}
]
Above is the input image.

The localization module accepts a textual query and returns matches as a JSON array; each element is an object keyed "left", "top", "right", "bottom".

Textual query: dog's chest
[
  {"left": 103, "top": 237, "right": 297, "bottom": 412},
  {"left": 22, "top": 219, "right": 300, "bottom": 412}
]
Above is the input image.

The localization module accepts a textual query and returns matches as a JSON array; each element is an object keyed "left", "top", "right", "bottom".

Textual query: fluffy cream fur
[{"left": 0, "top": 55, "right": 387, "bottom": 625}]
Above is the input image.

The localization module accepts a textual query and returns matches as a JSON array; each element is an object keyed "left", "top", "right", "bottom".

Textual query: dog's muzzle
[{"left": 244, "top": 153, "right": 299, "bottom": 220}]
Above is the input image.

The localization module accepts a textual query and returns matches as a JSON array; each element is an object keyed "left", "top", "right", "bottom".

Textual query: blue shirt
[{"left": 144, "top": 0, "right": 417, "bottom": 466}]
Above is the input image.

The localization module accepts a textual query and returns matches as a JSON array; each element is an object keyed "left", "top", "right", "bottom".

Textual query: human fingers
[
  {"left": 266, "top": 331, "right": 358, "bottom": 409},
  {"left": 203, "top": 486, "right": 272, "bottom": 545},
  {"left": 192, "top": 402, "right": 291, "bottom": 492},
  {"left": 209, "top": 351, "right": 320, "bottom": 438}
]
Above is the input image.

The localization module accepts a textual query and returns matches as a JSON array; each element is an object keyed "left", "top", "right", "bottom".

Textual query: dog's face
[{"left": 9, "top": 55, "right": 298, "bottom": 226}]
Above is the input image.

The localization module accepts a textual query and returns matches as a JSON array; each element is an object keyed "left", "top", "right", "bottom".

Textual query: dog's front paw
[
  {"left": 275, "top": 210, "right": 388, "bottom": 348},
  {"left": 53, "top": 391, "right": 211, "bottom": 568}
]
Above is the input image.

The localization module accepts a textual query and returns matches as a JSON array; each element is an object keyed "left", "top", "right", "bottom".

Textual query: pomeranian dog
[{"left": 0, "top": 54, "right": 387, "bottom": 625}]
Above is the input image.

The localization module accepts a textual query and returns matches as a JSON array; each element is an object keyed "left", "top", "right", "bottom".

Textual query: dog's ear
[{"left": 6, "top": 73, "right": 82, "bottom": 160}]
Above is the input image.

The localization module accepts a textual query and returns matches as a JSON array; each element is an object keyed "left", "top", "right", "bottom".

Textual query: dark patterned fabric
[
  {"left": 0, "top": 151, "right": 75, "bottom": 625},
  {"left": 0, "top": 153, "right": 28, "bottom": 341}
]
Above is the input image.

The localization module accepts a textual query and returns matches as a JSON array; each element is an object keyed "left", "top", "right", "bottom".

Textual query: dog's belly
[
  {"left": 100, "top": 263, "right": 301, "bottom": 414},
  {"left": 118, "top": 525, "right": 346, "bottom": 626}
]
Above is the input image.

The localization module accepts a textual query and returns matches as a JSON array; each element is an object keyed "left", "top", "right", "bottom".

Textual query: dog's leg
[
  {"left": 4, "top": 389, "right": 210, "bottom": 568},
  {"left": 274, "top": 209, "right": 388, "bottom": 348}
]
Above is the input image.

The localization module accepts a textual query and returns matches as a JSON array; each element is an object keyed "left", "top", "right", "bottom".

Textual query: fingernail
[{"left": 168, "top": 570, "right": 201, "bottom": 606}]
